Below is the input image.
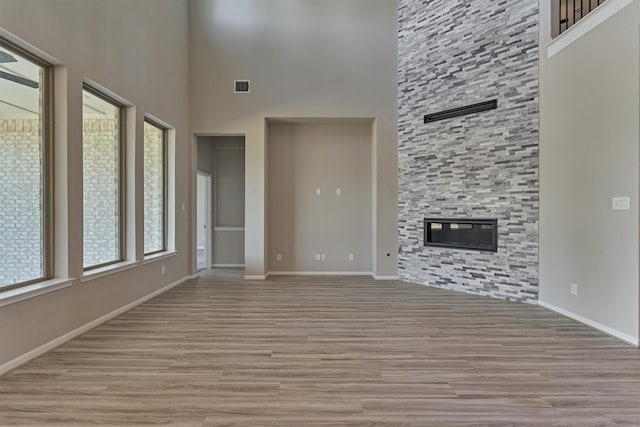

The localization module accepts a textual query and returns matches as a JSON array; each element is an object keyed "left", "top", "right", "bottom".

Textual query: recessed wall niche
[{"left": 267, "top": 119, "right": 373, "bottom": 274}]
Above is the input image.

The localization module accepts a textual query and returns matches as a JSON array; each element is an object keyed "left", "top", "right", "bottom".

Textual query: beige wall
[
  {"left": 215, "top": 148, "right": 245, "bottom": 228},
  {"left": 197, "top": 138, "right": 216, "bottom": 176},
  {"left": 213, "top": 143, "right": 245, "bottom": 266},
  {"left": 268, "top": 121, "right": 372, "bottom": 273},
  {"left": 189, "top": 0, "right": 399, "bottom": 278},
  {"left": 0, "top": 0, "right": 190, "bottom": 366},
  {"left": 539, "top": 1, "right": 640, "bottom": 341}
]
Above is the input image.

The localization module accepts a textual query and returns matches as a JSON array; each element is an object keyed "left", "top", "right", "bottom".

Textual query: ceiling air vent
[{"left": 234, "top": 80, "right": 250, "bottom": 93}]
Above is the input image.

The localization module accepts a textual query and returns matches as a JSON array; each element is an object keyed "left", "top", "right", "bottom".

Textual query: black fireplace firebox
[{"left": 424, "top": 218, "right": 497, "bottom": 252}]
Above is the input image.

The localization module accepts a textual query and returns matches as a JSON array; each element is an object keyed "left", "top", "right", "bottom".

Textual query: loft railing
[{"left": 558, "top": 0, "right": 606, "bottom": 35}]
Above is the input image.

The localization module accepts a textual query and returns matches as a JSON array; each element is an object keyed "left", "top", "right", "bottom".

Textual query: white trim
[
  {"left": 538, "top": 300, "right": 639, "bottom": 347},
  {"left": 373, "top": 275, "right": 400, "bottom": 280},
  {"left": 142, "top": 251, "right": 178, "bottom": 265},
  {"left": 244, "top": 275, "right": 267, "bottom": 280},
  {"left": 0, "top": 278, "right": 75, "bottom": 308},
  {"left": 547, "top": 0, "right": 634, "bottom": 58},
  {"left": 267, "top": 271, "right": 373, "bottom": 277},
  {"left": 0, "top": 27, "right": 62, "bottom": 65},
  {"left": 143, "top": 113, "right": 173, "bottom": 130},
  {"left": 193, "top": 132, "right": 245, "bottom": 138},
  {"left": 81, "top": 260, "right": 140, "bottom": 283},
  {"left": 196, "top": 171, "right": 213, "bottom": 273},
  {"left": 83, "top": 78, "right": 133, "bottom": 107},
  {"left": 212, "top": 264, "right": 245, "bottom": 268},
  {"left": 187, "top": 274, "right": 200, "bottom": 280},
  {"left": 0, "top": 276, "right": 189, "bottom": 377},
  {"left": 213, "top": 227, "right": 245, "bottom": 231}
]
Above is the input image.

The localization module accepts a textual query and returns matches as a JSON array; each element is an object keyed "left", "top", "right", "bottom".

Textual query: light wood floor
[{"left": 2, "top": 275, "right": 640, "bottom": 426}]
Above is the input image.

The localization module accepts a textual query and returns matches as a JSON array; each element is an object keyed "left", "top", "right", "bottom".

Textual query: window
[
  {"left": 554, "top": 0, "right": 607, "bottom": 37},
  {"left": 82, "top": 87, "right": 124, "bottom": 270},
  {"left": 143, "top": 119, "right": 167, "bottom": 255},
  {"left": 0, "top": 41, "right": 51, "bottom": 291}
]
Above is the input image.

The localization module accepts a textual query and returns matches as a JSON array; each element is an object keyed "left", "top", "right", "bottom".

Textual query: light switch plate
[
  {"left": 612, "top": 197, "right": 630, "bottom": 210},
  {"left": 336, "top": 188, "right": 342, "bottom": 196},
  {"left": 316, "top": 188, "right": 321, "bottom": 196}
]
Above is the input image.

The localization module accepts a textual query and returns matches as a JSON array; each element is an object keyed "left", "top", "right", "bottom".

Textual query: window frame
[
  {"left": 82, "top": 84, "right": 127, "bottom": 271},
  {"left": 0, "top": 39, "right": 53, "bottom": 292},
  {"left": 143, "top": 117, "right": 168, "bottom": 256}
]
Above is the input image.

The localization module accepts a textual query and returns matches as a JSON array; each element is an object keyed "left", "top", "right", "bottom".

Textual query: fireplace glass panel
[{"left": 425, "top": 218, "right": 497, "bottom": 252}]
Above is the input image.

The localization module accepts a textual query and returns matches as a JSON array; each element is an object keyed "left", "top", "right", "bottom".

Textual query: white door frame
[{"left": 196, "top": 171, "right": 212, "bottom": 271}]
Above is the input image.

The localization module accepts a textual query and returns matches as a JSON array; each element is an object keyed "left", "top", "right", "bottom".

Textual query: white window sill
[
  {"left": 81, "top": 260, "right": 140, "bottom": 284},
  {"left": 142, "top": 250, "right": 178, "bottom": 265},
  {"left": 0, "top": 278, "right": 75, "bottom": 308}
]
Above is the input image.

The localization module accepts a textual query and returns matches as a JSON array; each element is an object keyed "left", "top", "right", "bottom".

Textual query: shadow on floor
[{"left": 196, "top": 267, "right": 245, "bottom": 280}]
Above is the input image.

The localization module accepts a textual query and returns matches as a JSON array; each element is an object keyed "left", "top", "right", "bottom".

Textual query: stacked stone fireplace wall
[{"left": 398, "top": 0, "right": 539, "bottom": 302}]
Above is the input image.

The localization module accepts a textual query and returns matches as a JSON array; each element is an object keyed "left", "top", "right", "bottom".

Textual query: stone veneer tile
[{"left": 398, "top": 0, "right": 539, "bottom": 303}]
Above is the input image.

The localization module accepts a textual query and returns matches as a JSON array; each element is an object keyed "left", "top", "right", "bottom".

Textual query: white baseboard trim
[
  {"left": 267, "top": 271, "right": 372, "bottom": 277},
  {"left": 188, "top": 274, "right": 199, "bottom": 280},
  {"left": 0, "top": 276, "right": 190, "bottom": 377},
  {"left": 373, "top": 275, "right": 400, "bottom": 280},
  {"left": 538, "top": 300, "right": 639, "bottom": 347},
  {"left": 244, "top": 275, "right": 267, "bottom": 280},
  {"left": 212, "top": 264, "right": 245, "bottom": 268}
]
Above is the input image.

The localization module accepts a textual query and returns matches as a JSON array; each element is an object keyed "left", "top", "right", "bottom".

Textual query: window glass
[
  {"left": 83, "top": 88, "right": 122, "bottom": 269},
  {"left": 0, "top": 43, "right": 48, "bottom": 290},
  {"left": 144, "top": 120, "right": 165, "bottom": 255}
]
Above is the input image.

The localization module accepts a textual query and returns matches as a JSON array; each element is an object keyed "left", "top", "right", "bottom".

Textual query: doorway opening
[
  {"left": 196, "top": 172, "right": 212, "bottom": 271},
  {"left": 196, "top": 136, "right": 246, "bottom": 275}
]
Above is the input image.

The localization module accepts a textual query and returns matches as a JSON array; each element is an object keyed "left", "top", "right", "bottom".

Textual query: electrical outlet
[
  {"left": 570, "top": 283, "right": 578, "bottom": 295},
  {"left": 321, "top": 254, "right": 326, "bottom": 261},
  {"left": 161, "top": 265, "right": 166, "bottom": 274},
  {"left": 348, "top": 253, "right": 354, "bottom": 261},
  {"left": 612, "top": 197, "right": 630, "bottom": 210},
  {"left": 314, "top": 254, "right": 321, "bottom": 261},
  {"left": 276, "top": 253, "right": 282, "bottom": 261},
  {"left": 316, "top": 188, "right": 321, "bottom": 196},
  {"left": 336, "top": 188, "right": 342, "bottom": 196}
]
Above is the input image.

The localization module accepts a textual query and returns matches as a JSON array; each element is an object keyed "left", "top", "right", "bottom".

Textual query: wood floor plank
[{"left": 1, "top": 274, "right": 640, "bottom": 425}]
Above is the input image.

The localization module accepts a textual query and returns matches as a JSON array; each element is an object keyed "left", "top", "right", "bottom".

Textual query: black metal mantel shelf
[{"left": 424, "top": 99, "right": 497, "bottom": 124}]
